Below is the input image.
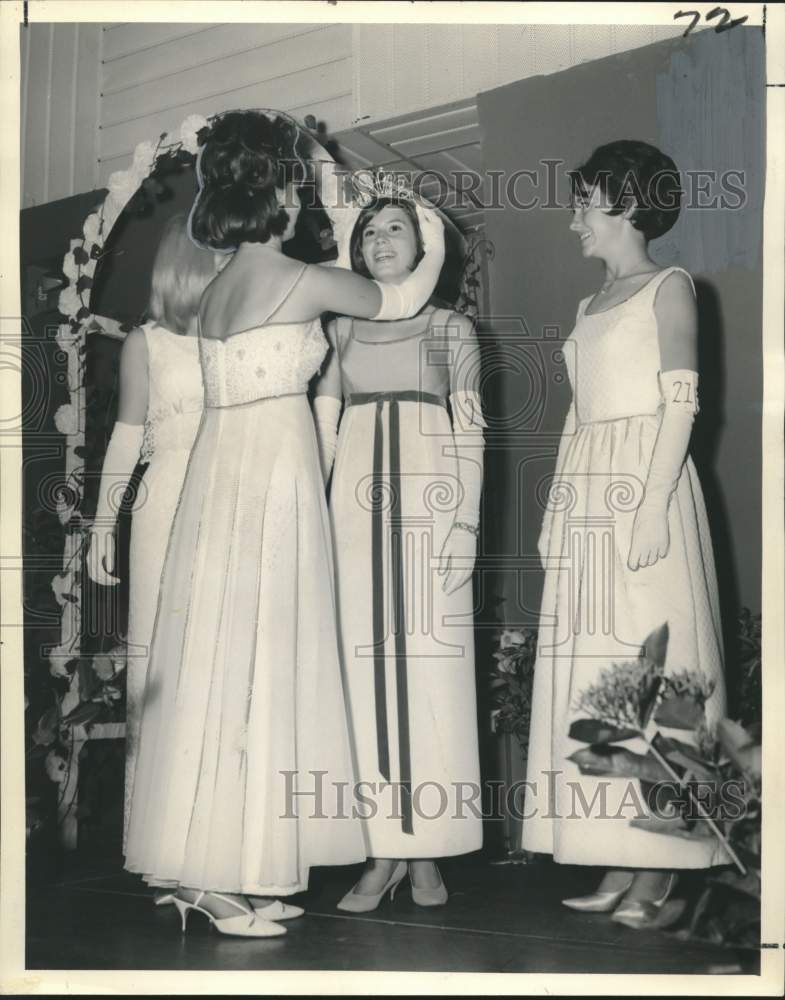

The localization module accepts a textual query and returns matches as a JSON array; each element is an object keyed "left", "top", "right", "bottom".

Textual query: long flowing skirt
[
  {"left": 330, "top": 397, "right": 482, "bottom": 859},
  {"left": 124, "top": 451, "right": 190, "bottom": 854},
  {"left": 125, "top": 394, "right": 366, "bottom": 894},
  {"left": 522, "top": 414, "right": 728, "bottom": 867}
]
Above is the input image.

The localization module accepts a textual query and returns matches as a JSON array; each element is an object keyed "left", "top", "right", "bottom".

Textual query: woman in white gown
[
  {"left": 522, "top": 140, "right": 727, "bottom": 930},
  {"left": 86, "top": 214, "right": 219, "bottom": 882},
  {"left": 314, "top": 192, "right": 485, "bottom": 911},
  {"left": 123, "top": 111, "right": 446, "bottom": 938}
]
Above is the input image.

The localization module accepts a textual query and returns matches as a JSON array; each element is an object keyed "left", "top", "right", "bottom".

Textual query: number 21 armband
[{"left": 658, "top": 369, "right": 700, "bottom": 417}]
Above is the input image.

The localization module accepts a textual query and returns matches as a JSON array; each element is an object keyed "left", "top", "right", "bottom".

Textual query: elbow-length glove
[
  {"left": 86, "top": 421, "right": 144, "bottom": 586},
  {"left": 313, "top": 395, "right": 342, "bottom": 485},
  {"left": 627, "top": 369, "right": 699, "bottom": 571},
  {"left": 438, "top": 390, "right": 486, "bottom": 595}
]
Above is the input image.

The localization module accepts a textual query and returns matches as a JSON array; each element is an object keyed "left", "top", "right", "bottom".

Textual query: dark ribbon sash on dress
[{"left": 345, "top": 390, "right": 447, "bottom": 835}]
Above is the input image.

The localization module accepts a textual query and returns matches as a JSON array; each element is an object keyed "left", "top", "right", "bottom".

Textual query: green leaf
[
  {"left": 638, "top": 667, "right": 664, "bottom": 729},
  {"left": 716, "top": 719, "right": 761, "bottom": 780},
  {"left": 642, "top": 622, "right": 669, "bottom": 668},
  {"left": 62, "top": 701, "right": 103, "bottom": 727},
  {"left": 567, "top": 745, "right": 670, "bottom": 781},
  {"left": 651, "top": 733, "right": 718, "bottom": 779},
  {"left": 653, "top": 693, "right": 705, "bottom": 730},
  {"left": 569, "top": 718, "right": 641, "bottom": 744}
]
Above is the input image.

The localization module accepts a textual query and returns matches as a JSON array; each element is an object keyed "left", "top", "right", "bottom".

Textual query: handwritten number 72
[{"left": 674, "top": 7, "right": 749, "bottom": 37}]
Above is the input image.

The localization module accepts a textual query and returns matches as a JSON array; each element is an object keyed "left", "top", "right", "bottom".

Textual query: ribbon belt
[{"left": 345, "top": 390, "right": 446, "bottom": 834}]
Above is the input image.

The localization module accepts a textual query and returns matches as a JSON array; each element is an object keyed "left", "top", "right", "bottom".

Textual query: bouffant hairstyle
[
  {"left": 349, "top": 197, "right": 425, "bottom": 277},
  {"left": 189, "top": 111, "right": 301, "bottom": 251},
  {"left": 148, "top": 213, "right": 217, "bottom": 335},
  {"left": 569, "top": 140, "right": 682, "bottom": 241}
]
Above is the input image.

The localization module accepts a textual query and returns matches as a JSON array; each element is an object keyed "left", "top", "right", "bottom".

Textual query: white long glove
[
  {"left": 438, "top": 390, "right": 486, "bottom": 595},
  {"left": 86, "top": 421, "right": 144, "bottom": 586},
  {"left": 372, "top": 204, "right": 445, "bottom": 320},
  {"left": 313, "top": 395, "right": 341, "bottom": 485},
  {"left": 319, "top": 158, "right": 359, "bottom": 270},
  {"left": 627, "top": 369, "right": 698, "bottom": 571}
]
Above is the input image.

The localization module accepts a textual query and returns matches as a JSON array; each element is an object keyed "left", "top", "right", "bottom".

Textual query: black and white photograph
[{"left": 1, "top": 1, "right": 783, "bottom": 994}]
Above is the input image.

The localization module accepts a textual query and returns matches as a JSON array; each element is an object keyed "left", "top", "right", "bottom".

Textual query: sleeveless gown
[
  {"left": 522, "top": 266, "right": 728, "bottom": 868},
  {"left": 328, "top": 309, "right": 483, "bottom": 859},
  {"left": 124, "top": 323, "right": 203, "bottom": 853},
  {"left": 125, "top": 287, "right": 366, "bottom": 894}
]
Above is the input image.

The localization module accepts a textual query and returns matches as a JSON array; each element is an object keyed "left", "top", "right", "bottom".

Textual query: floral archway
[{"left": 36, "top": 115, "right": 208, "bottom": 847}]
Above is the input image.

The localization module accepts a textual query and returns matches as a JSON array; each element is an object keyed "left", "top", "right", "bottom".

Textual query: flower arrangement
[
  {"left": 490, "top": 627, "right": 538, "bottom": 752},
  {"left": 28, "top": 114, "right": 211, "bottom": 844},
  {"left": 567, "top": 621, "right": 761, "bottom": 947}
]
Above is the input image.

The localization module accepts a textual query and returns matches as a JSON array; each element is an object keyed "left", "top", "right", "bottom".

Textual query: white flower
[
  {"left": 107, "top": 643, "right": 127, "bottom": 675},
  {"left": 51, "top": 570, "right": 75, "bottom": 607},
  {"left": 83, "top": 212, "right": 103, "bottom": 246},
  {"left": 62, "top": 241, "right": 81, "bottom": 281},
  {"left": 54, "top": 403, "right": 79, "bottom": 436},
  {"left": 92, "top": 654, "right": 115, "bottom": 681},
  {"left": 107, "top": 169, "right": 138, "bottom": 209},
  {"left": 45, "top": 750, "right": 68, "bottom": 785},
  {"left": 180, "top": 114, "right": 208, "bottom": 154},
  {"left": 48, "top": 642, "right": 76, "bottom": 678},
  {"left": 58, "top": 284, "right": 82, "bottom": 320},
  {"left": 55, "top": 493, "right": 75, "bottom": 526},
  {"left": 133, "top": 140, "right": 157, "bottom": 173},
  {"left": 500, "top": 629, "right": 526, "bottom": 650},
  {"left": 55, "top": 325, "right": 78, "bottom": 354}
]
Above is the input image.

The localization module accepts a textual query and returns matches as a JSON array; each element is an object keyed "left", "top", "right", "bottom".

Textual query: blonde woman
[{"left": 86, "top": 213, "right": 221, "bottom": 887}]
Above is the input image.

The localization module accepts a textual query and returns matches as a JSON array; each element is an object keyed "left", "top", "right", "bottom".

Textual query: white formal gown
[{"left": 125, "top": 293, "right": 366, "bottom": 894}]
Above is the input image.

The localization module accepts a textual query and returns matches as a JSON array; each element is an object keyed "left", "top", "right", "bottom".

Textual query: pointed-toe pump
[
  {"left": 251, "top": 899, "right": 305, "bottom": 921},
  {"left": 336, "top": 861, "right": 408, "bottom": 913},
  {"left": 610, "top": 873, "right": 678, "bottom": 929},
  {"left": 562, "top": 875, "right": 635, "bottom": 913},
  {"left": 409, "top": 863, "right": 448, "bottom": 907}
]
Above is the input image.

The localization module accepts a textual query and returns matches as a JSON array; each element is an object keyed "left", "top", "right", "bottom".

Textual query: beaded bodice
[{"left": 199, "top": 319, "right": 327, "bottom": 408}]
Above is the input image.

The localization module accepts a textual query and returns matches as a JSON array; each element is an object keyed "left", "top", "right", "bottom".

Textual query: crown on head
[{"left": 352, "top": 168, "right": 417, "bottom": 208}]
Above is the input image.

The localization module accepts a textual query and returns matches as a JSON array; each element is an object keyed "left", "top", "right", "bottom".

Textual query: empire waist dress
[
  {"left": 124, "top": 300, "right": 366, "bottom": 894},
  {"left": 521, "top": 266, "right": 728, "bottom": 868},
  {"left": 327, "top": 309, "right": 484, "bottom": 859}
]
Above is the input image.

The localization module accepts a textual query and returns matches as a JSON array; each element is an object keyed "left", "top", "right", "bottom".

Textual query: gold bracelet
[{"left": 453, "top": 520, "right": 480, "bottom": 537}]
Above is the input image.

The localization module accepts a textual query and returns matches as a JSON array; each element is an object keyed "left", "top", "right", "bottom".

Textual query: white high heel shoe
[
  {"left": 336, "top": 861, "right": 408, "bottom": 913},
  {"left": 610, "top": 873, "right": 679, "bottom": 929},
  {"left": 173, "top": 891, "right": 287, "bottom": 937},
  {"left": 562, "top": 874, "right": 635, "bottom": 913},
  {"left": 251, "top": 899, "right": 304, "bottom": 921},
  {"left": 409, "top": 863, "right": 448, "bottom": 907}
]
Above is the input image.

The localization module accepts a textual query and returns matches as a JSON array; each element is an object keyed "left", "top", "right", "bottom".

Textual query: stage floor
[{"left": 24, "top": 851, "right": 757, "bottom": 977}]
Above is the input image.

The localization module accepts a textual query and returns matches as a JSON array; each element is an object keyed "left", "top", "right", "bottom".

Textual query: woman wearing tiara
[
  {"left": 123, "top": 111, "right": 446, "bottom": 938},
  {"left": 522, "top": 140, "right": 727, "bottom": 929},
  {"left": 314, "top": 179, "right": 485, "bottom": 912},
  {"left": 85, "top": 214, "right": 220, "bottom": 892}
]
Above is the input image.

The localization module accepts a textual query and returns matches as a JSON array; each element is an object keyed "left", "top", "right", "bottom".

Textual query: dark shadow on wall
[{"left": 691, "top": 278, "right": 742, "bottom": 688}]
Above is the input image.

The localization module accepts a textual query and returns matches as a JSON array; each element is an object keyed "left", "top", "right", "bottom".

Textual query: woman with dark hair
[
  {"left": 522, "top": 140, "right": 727, "bottom": 928},
  {"left": 314, "top": 189, "right": 485, "bottom": 912},
  {"left": 123, "top": 112, "right": 446, "bottom": 938},
  {"left": 86, "top": 214, "right": 221, "bottom": 877}
]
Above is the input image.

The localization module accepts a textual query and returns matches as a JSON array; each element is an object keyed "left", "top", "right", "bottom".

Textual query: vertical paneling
[
  {"left": 21, "top": 22, "right": 101, "bottom": 207},
  {"left": 73, "top": 24, "right": 102, "bottom": 197},
  {"left": 23, "top": 24, "right": 53, "bottom": 207},
  {"left": 48, "top": 24, "right": 78, "bottom": 202}
]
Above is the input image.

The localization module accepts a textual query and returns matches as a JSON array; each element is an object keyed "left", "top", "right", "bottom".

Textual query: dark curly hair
[
  {"left": 189, "top": 111, "right": 302, "bottom": 250},
  {"left": 349, "top": 197, "right": 425, "bottom": 277},
  {"left": 569, "top": 140, "right": 682, "bottom": 241}
]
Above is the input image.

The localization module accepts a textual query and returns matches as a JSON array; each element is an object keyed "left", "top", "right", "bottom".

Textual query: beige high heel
[
  {"left": 562, "top": 874, "right": 635, "bottom": 913},
  {"left": 336, "top": 861, "right": 408, "bottom": 913},
  {"left": 173, "top": 891, "right": 287, "bottom": 937},
  {"left": 251, "top": 899, "right": 305, "bottom": 921},
  {"left": 409, "top": 862, "right": 448, "bottom": 907},
  {"left": 610, "top": 873, "right": 678, "bottom": 929}
]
